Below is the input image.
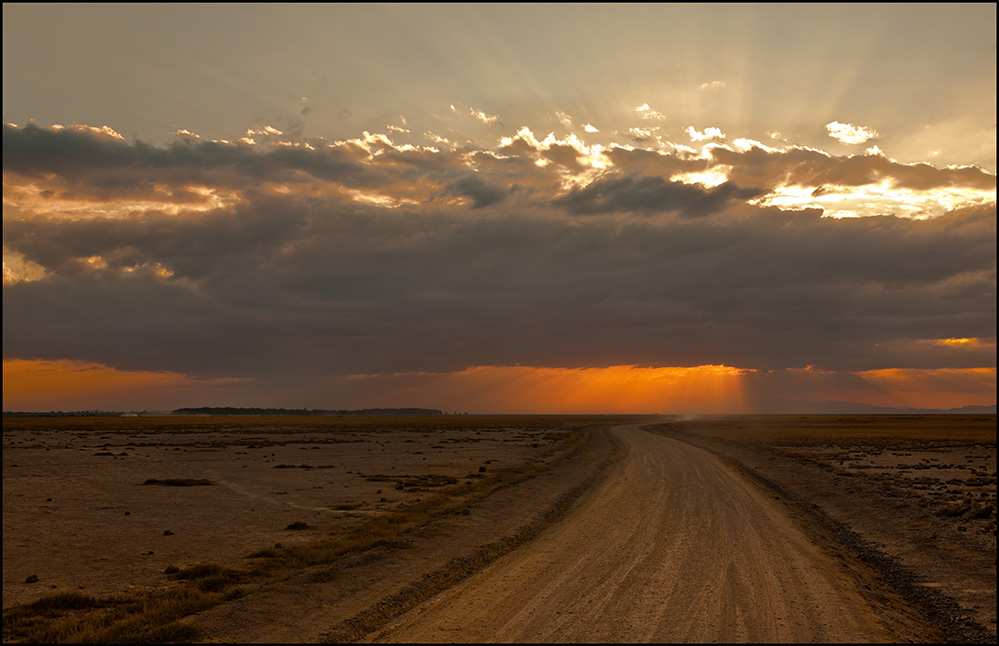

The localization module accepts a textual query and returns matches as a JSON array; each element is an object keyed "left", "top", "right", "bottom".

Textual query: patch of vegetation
[
  {"left": 169, "top": 563, "right": 254, "bottom": 592},
  {"left": 364, "top": 473, "right": 459, "bottom": 487},
  {"left": 2, "top": 587, "right": 212, "bottom": 643},
  {"left": 247, "top": 548, "right": 278, "bottom": 559},
  {"left": 3, "top": 415, "right": 601, "bottom": 643},
  {"left": 649, "top": 414, "right": 997, "bottom": 447},
  {"left": 142, "top": 478, "right": 214, "bottom": 486}
]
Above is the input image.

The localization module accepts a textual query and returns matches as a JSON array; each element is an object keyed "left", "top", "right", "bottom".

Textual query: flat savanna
[{"left": 2, "top": 414, "right": 995, "bottom": 642}]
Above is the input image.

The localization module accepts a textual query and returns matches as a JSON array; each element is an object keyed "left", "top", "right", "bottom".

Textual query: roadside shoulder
[
  {"left": 649, "top": 426, "right": 996, "bottom": 644},
  {"left": 187, "top": 424, "right": 625, "bottom": 643}
]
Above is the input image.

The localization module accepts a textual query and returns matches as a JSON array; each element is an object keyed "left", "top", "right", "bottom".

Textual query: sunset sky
[{"left": 3, "top": 4, "right": 996, "bottom": 413}]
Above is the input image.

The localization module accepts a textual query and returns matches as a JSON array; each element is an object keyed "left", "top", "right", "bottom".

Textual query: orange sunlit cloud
[
  {"left": 342, "top": 365, "right": 995, "bottom": 414},
  {"left": 2, "top": 359, "right": 250, "bottom": 412},
  {"left": 339, "top": 365, "right": 754, "bottom": 414},
  {"left": 4, "top": 358, "right": 995, "bottom": 414},
  {"left": 927, "top": 337, "right": 992, "bottom": 349}
]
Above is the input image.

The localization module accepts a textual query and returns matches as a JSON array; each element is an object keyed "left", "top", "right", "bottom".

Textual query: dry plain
[{"left": 2, "top": 414, "right": 995, "bottom": 643}]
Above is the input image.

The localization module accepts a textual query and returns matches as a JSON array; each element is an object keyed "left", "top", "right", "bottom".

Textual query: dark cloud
[
  {"left": 3, "top": 124, "right": 995, "bottom": 389},
  {"left": 448, "top": 175, "right": 507, "bottom": 208},
  {"left": 554, "top": 176, "right": 766, "bottom": 218},
  {"left": 711, "top": 144, "right": 996, "bottom": 192}
]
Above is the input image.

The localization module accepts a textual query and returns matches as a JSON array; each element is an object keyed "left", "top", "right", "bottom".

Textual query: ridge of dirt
[
  {"left": 654, "top": 426, "right": 996, "bottom": 644},
  {"left": 184, "top": 423, "right": 626, "bottom": 643},
  {"left": 319, "top": 429, "right": 624, "bottom": 643}
]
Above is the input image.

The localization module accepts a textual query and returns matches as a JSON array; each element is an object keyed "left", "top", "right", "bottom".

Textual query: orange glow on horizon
[
  {"left": 2, "top": 359, "right": 248, "bottom": 412},
  {"left": 344, "top": 364, "right": 754, "bottom": 414},
  {"left": 831, "top": 367, "right": 996, "bottom": 410},
  {"left": 4, "top": 359, "right": 994, "bottom": 414}
]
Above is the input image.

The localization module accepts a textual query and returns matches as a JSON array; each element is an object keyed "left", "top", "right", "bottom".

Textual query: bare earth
[
  {"left": 3, "top": 415, "right": 995, "bottom": 643},
  {"left": 368, "top": 424, "right": 902, "bottom": 643}
]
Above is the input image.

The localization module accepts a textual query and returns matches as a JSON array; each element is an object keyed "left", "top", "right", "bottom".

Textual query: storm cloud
[{"left": 2, "top": 122, "right": 995, "bottom": 409}]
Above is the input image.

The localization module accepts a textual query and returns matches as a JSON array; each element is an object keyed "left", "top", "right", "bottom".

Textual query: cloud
[
  {"left": 826, "top": 121, "right": 878, "bottom": 145},
  {"left": 634, "top": 103, "right": 666, "bottom": 121},
  {"left": 2, "top": 359, "right": 252, "bottom": 411},
  {"left": 2, "top": 121, "right": 995, "bottom": 411},
  {"left": 468, "top": 107, "right": 501, "bottom": 126},
  {"left": 686, "top": 126, "right": 725, "bottom": 142},
  {"left": 447, "top": 174, "right": 507, "bottom": 208},
  {"left": 554, "top": 176, "right": 765, "bottom": 218},
  {"left": 335, "top": 365, "right": 753, "bottom": 414}
]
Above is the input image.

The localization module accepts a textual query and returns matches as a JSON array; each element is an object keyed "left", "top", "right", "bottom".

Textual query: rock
[
  {"left": 25, "top": 574, "right": 39, "bottom": 583},
  {"left": 163, "top": 529, "right": 174, "bottom": 536},
  {"left": 395, "top": 480, "right": 405, "bottom": 490},
  {"left": 164, "top": 565, "right": 180, "bottom": 574},
  {"left": 460, "top": 507, "right": 471, "bottom": 515},
  {"left": 478, "top": 466, "right": 487, "bottom": 472}
]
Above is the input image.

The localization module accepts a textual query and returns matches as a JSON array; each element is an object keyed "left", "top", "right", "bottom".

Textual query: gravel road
[{"left": 367, "top": 424, "right": 900, "bottom": 642}]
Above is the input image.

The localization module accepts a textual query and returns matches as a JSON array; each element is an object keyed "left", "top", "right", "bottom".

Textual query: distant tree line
[{"left": 170, "top": 407, "right": 444, "bottom": 416}]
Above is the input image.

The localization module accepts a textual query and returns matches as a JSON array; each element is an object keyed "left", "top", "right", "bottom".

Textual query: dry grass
[
  {"left": 2, "top": 413, "right": 619, "bottom": 435},
  {"left": 650, "top": 414, "right": 996, "bottom": 447},
  {"left": 2, "top": 587, "right": 211, "bottom": 643},
  {"left": 2, "top": 415, "right": 607, "bottom": 643},
  {"left": 253, "top": 457, "right": 558, "bottom": 572},
  {"left": 2, "top": 564, "right": 262, "bottom": 643},
  {"left": 141, "top": 478, "right": 214, "bottom": 487}
]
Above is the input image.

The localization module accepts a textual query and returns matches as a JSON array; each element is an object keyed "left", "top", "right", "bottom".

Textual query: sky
[{"left": 2, "top": 3, "right": 996, "bottom": 413}]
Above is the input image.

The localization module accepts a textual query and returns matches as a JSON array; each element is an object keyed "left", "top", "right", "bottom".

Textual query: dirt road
[{"left": 366, "top": 424, "right": 901, "bottom": 643}]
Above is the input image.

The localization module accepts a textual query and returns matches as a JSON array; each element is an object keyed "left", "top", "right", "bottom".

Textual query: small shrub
[
  {"left": 27, "top": 592, "right": 100, "bottom": 612},
  {"left": 142, "top": 478, "right": 214, "bottom": 486},
  {"left": 167, "top": 563, "right": 252, "bottom": 595},
  {"left": 937, "top": 500, "right": 972, "bottom": 517}
]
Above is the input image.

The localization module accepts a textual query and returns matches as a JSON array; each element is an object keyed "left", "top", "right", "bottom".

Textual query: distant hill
[{"left": 170, "top": 407, "right": 444, "bottom": 416}]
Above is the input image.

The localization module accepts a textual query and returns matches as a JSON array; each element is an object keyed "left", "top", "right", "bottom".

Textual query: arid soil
[
  {"left": 650, "top": 415, "right": 997, "bottom": 643},
  {"left": 367, "top": 424, "right": 911, "bottom": 643},
  {"left": 3, "top": 414, "right": 995, "bottom": 643},
  {"left": 2, "top": 415, "right": 625, "bottom": 642}
]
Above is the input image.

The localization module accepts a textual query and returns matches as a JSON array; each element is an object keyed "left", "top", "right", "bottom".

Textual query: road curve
[{"left": 366, "top": 424, "right": 900, "bottom": 643}]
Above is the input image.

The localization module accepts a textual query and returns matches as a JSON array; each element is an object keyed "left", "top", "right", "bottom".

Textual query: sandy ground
[
  {"left": 4, "top": 414, "right": 995, "bottom": 643},
  {"left": 367, "top": 424, "right": 905, "bottom": 643},
  {"left": 652, "top": 416, "right": 997, "bottom": 642},
  {"left": 2, "top": 416, "right": 590, "bottom": 611}
]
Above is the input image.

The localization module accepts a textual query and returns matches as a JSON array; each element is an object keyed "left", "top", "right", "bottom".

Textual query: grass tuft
[{"left": 142, "top": 478, "right": 214, "bottom": 486}]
